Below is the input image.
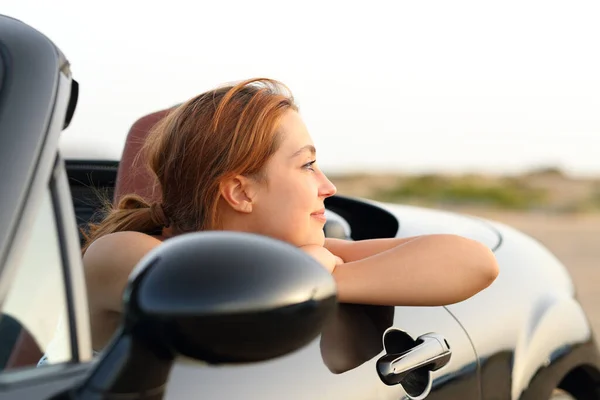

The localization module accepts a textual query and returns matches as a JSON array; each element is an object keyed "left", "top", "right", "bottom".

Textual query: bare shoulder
[
  {"left": 83, "top": 232, "right": 163, "bottom": 310},
  {"left": 84, "top": 231, "right": 162, "bottom": 271}
]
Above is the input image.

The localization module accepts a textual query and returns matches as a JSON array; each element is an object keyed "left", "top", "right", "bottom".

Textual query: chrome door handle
[
  {"left": 376, "top": 329, "right": 452, "bottom": 399},
  {"left": 377, "top": 332, "right": 451, "bottom": 385}
]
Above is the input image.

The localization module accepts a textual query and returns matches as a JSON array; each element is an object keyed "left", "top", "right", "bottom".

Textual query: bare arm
[
  {"left": 324, "top": 237, "right": 420, "bottom": 262},
  {"left": 83, "top": 231, "right": 163, "bottom": 313},
  {"left": 331, "top": 234, "right": 499, "bottom": 306}
]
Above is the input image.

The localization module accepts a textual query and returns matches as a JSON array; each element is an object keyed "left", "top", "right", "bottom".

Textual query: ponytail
[{"left": 81, "top": 194, "right": 170, "bottom": 255}]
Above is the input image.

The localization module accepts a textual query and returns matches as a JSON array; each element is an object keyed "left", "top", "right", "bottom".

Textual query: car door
[
  {"left": 0, "top": 15, "right": 95, "bottom": 399},
  {"left": 158, "top": 301, "right": 478, "bottom": 399}
]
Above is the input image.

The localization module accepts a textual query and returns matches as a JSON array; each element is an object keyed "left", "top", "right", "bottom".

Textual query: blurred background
[{"left": 5, "top": 0, "right": 600, "bottom": 332}]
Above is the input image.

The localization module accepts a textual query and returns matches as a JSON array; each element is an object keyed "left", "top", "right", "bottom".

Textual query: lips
[{"left": 311, "top": 208, "right": 327, "bottom": 222}]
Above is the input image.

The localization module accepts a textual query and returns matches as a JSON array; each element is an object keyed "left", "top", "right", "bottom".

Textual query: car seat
[
  {"left": 113, "top": 107, "right": 175, "bottom": 205},
  {"left": 113, "top": 104, "right": 349, "bottom": 239}
]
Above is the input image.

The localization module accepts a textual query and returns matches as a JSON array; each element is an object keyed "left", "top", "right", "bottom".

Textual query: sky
[{"left": 5, "top": 0, "right": 600, "bottom": 176}]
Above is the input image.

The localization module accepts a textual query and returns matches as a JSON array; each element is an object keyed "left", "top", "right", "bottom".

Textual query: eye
[{"left": 302, "top": 160, "right": 316, "bottom": 171}]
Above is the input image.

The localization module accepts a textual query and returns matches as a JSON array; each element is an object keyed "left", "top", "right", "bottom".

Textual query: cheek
[
  {"left": 289, "top": 180, "right": 318, "bottom": 209},
  {"left": 257, "top": 174, "right": 318, "bottom": 219},
  {"left": 273, "top": 174, "right": 315, "bottom": 201},
  {"left": 257, "top": 184, "right": 323, "bottom": 246}
]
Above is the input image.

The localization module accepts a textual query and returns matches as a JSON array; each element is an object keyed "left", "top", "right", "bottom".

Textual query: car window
[{"left": 0, "top": 188, "right": 72, "bottom": 372}]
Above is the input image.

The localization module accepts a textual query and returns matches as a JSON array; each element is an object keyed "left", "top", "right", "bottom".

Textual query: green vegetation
[
  {"left": 329, "top": 167, "right": 600, "bottom": 214},
  {"left": 373, "top": 174, "right": 549, "bottom": 210},
  {"left": 575, "top": 185, "right": 600, "bottom": 212}
]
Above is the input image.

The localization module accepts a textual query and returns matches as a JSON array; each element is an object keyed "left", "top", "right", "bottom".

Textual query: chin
[
  {"left": 282, "top": 229, "right": 325, "bottom": 248},
  {"left": 309, "top": 231, "right": 326, "bottom": 247}
]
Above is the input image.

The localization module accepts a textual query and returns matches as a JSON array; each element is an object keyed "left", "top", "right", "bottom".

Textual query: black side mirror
[{"left": 76, "top": 232, "right": 337, "bottom": 399}]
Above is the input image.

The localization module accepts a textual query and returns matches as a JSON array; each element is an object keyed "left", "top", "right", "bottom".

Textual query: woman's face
[{"left": 237, "top": 110, "right": 337, "bottom": 247}]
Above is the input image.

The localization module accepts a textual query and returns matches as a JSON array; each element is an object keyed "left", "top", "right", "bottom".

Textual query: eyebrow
[{"left": 290, "top": 144, "right": 316, "bottom": 158}]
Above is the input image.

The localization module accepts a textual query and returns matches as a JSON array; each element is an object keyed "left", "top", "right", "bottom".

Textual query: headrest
[{"left": 113, "top": 107, "right": 173, "bottom": 205}]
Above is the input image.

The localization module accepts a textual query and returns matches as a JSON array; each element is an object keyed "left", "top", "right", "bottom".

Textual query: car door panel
[
  {"left": 163, "top": 305, "right": 478, "bottom": 399},
  {"left": 400, "top": 306, "right": 479, "bottom": 400}
]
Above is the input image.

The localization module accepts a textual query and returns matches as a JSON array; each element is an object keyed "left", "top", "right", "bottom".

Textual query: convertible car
[{"left": 1, "top": 14, "right": 599, "bottom": 400}]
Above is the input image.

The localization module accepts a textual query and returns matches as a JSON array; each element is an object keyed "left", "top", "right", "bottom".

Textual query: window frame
[
  {"left": 0, "top": 155, "right": 93, "bottom": 384},
  {"left": 50, "top": 155, "right": 93, "bottom": 365}
]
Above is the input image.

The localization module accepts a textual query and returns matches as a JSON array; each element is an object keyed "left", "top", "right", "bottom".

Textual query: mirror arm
[{"left": 75, "top": 330, "right": 175, "bottom": 400}]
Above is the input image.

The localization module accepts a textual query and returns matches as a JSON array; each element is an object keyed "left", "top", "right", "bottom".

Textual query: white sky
[{"left": 5, "top": 0, "right": 600, "bottom": 175}]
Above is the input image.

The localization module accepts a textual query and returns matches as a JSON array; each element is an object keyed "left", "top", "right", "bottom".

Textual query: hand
[{"left": 299, "top": 244, "right": 344, "bottom": 273}]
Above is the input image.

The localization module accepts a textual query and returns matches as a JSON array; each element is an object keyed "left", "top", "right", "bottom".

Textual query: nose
[{"left": 319, "top": 172, "right": 337, "bottom": 198}]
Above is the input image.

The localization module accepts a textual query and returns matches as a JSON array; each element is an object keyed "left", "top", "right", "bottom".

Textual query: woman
[{"left": 82, "top": 78, "right": 499, "bottom": 351}]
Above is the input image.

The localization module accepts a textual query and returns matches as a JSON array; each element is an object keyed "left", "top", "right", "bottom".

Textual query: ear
[{"left": 219, "top": 175, "right": 257, "bottom": 213}]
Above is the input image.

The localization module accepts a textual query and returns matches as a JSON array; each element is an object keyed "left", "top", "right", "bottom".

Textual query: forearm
[
  {"left": 331, "top": 234, "right": 499, "bottom": 306},
  {"left": 324, "top": 237, "right": 420, "bottom": 262}
]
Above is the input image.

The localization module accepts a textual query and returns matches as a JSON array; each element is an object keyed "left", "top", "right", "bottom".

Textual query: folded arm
[
  {"left": 324, "top": 237, "right": 420, "bottom": 262},
  {"left": 326, "top": 235, "right": 499, "bottom": 307}
]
